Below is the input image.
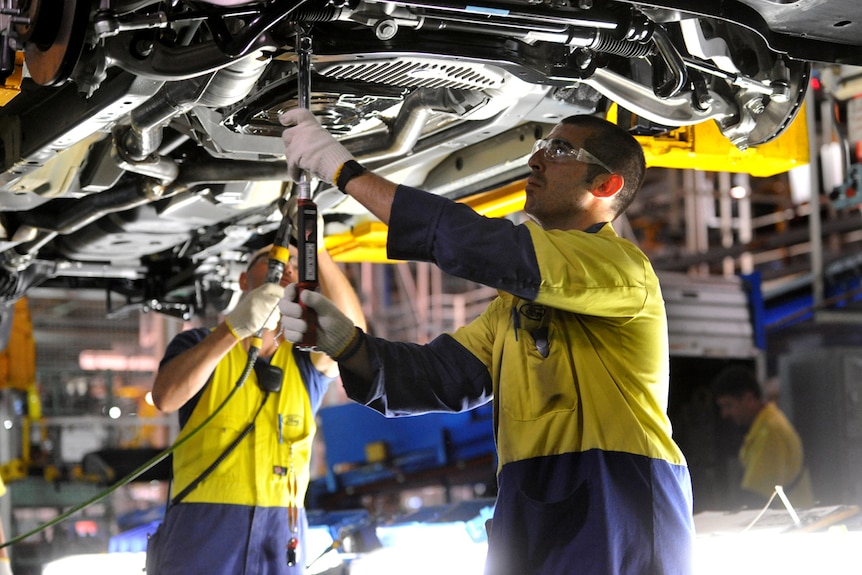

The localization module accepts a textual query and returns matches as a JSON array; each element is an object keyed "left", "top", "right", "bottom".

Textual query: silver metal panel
[{"left": 659, "top": 271, "right": 757, "bottom": 358}]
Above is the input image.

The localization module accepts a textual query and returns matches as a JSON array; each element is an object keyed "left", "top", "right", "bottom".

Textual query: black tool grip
[{"left": 296, "top": 198, "right": 319, "bottom": 350}]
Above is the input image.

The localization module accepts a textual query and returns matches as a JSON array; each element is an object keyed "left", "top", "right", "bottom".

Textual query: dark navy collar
[{"left": 585, "top": 222, "right": 607, "bottom": 234}]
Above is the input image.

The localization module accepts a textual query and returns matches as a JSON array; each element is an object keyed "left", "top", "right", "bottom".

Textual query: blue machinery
[
  {"left": 107, "top": 403, "right": 498, "bottom": 572},
  {"left": 314, "top": 402, "right": 496, "bottom": 499}
]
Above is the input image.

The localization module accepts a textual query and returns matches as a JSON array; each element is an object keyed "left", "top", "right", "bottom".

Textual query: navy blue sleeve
[
  {"left": 339, "top": 332, "right": 493, "bottom": 416},
  {"left": 387, "top": 185, "right": 541, "bottom": 300}
]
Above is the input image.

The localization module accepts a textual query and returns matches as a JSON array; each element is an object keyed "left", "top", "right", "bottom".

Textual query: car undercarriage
[{"left": 0, "top": 0, "right": 859, "bottom": 342}]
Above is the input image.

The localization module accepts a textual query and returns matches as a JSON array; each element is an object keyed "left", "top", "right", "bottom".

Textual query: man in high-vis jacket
[
  {"left": 150, "top": 242, "right": 365, "bottom": 575},
  {"left": 276, "top": 110, "right": 695, "bottom": 575},
  {"left": 712, "top": 364, "right": 815, "bottom": 508}
]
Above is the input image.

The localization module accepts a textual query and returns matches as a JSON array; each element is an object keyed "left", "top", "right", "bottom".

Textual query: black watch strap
[{"left": 335, "top": 160, "right": 367, "bottom": 193}]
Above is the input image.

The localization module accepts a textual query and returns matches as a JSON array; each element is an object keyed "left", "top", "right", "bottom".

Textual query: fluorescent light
[{"left": 79, "top": 351, "right": 159, "bottom": 372}]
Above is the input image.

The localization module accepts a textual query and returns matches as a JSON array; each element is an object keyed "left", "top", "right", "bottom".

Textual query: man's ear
[
  {"left": 591, "top": 174, "right": 625, "bottom": 198},
  {"left": 238, "top": 271, "right": 249, "bottom": 292}
]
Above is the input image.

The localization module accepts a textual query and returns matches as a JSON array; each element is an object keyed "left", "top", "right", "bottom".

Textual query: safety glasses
[{"left": 531, "top": 138, "right": 613, "bottom": 173}]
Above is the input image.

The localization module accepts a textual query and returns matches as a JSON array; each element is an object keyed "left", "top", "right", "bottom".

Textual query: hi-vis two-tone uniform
[
  {"left": 740, "top": 402, "right": 815, "bottom": 507},
  {"left": 153, "top": 328, "right": 330, "bottom": 575},
  {"left": 340, "top": 186, "right": 694, "bottom": 575}
]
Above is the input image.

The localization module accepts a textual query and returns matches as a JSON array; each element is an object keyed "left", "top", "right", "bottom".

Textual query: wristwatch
[{"left": 336, "top": 160, "right": 367, "bottom": 193}]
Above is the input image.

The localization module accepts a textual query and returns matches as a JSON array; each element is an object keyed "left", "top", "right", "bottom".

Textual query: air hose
[{"left": 0, "top": 330, "right": 261, "bottom": 549}]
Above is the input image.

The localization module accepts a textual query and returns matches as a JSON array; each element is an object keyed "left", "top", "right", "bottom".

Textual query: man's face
[
  {"left": 716, "top": 393, "right": 754, "bottom": 427},
  {"left": 524, "top": 123, "right": 598, "bottom": 227},
  {"left": 242, "top": 245, "right": 298, "bottom": 292}
]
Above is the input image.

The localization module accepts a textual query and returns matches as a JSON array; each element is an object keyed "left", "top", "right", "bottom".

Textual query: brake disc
[{"left": 19, "top": 0, "right": 90, "bottom": 86}]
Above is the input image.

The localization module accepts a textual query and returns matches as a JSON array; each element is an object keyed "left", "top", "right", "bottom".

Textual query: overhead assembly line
[{"left": 1, "top": 0, "right": 862, "bottom": 574}]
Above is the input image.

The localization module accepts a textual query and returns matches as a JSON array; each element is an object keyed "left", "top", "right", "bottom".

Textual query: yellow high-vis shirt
[{"left": 741, "top": 402, "right": 815, "bottom": 506}]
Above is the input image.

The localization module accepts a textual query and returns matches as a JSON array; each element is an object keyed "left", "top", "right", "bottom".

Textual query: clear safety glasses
[{"left": 531, "top": 138, "right": 613, "bottom": 173}]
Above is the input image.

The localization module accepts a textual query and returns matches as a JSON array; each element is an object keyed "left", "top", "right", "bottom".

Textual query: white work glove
[
  {"left": 278, "top": 284, "right": 356, "bottom": 358},
  {"left": 225, "top": 282, "right": 285, "bottom": 340},
  {"left": 279, "top": 108, "right": 355, "bottom": 184},
  {"left": 0, "top": 557, "right": 12, "bottom": 575}
]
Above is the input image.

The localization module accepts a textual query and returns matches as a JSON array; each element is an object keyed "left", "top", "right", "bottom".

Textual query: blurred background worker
[
  {"left": 149, "top": 237, "right": 365, "bottom": 575},
  {"left": 712, "top": 365, "right": 815, "bottom": 509}
]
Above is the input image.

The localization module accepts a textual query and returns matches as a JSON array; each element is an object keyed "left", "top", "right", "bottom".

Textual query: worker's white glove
[
  {"left": 285, "top": 194, "right": 325, "bottom": 251},
  {"left": 0, "top": 557, "right": 13, "bottom": 575},
  {"left": 225, "top": 283, "right": 285, "bottom": 340},
  {"left": 279, "top": 108, "right": 354, "bottom": 184},
  {"left": 278, "top": 284, "right": 357, "bottom": 358}
]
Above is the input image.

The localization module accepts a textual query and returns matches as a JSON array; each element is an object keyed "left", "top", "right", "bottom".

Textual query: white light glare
[
  {"left": 694, "top": 529, "right": 862, "bottom": 575},
  {"left": 42, "top": 552, "right": 146, "bottom": 575},
  {"left": 350, "top": 541, "right": 487, "bottom": 575},
  {"left": 729, "top": 185, "right": 748, "bottom": 199}
]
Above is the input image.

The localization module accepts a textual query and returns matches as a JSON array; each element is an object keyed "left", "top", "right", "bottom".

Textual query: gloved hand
[
  {"left": 279, "top": 108, "right": 355, "bottom": 184},
  {"left": 225, "top": 282, "right": 285, "bottom": 340},
  {"left": 285, "top": 194, "right": 325, "bottom": 251},
  {"left": 279, "top": 284, "right": 356, "bottom": 358},
  {"left": 0, "top": 557, "right": 12, "bottom": 575}
]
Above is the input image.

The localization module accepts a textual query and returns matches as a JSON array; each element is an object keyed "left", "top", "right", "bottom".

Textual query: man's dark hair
[
  {"left": 560, "top": 115, "right": 646, "bottom": 218},
  {"left": 711, "top": 365, "right": 763, "bottom": 400}
]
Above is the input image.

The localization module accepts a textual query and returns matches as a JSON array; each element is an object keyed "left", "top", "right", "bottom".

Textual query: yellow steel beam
[
  {"left": 327, "top": 179, "right": 527, "bottom": 263},
  {"left": 0, "top": 53, "right": 24, "bottom": 106},
  {"left": 326, "top": 220, "right": 393, "bottom": 263},
  {"left": 329, "top": 106, "right": 810, "bottom": 263},
  {"left": 610, "top": 102, "right": 810, "bottom": 177}
]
